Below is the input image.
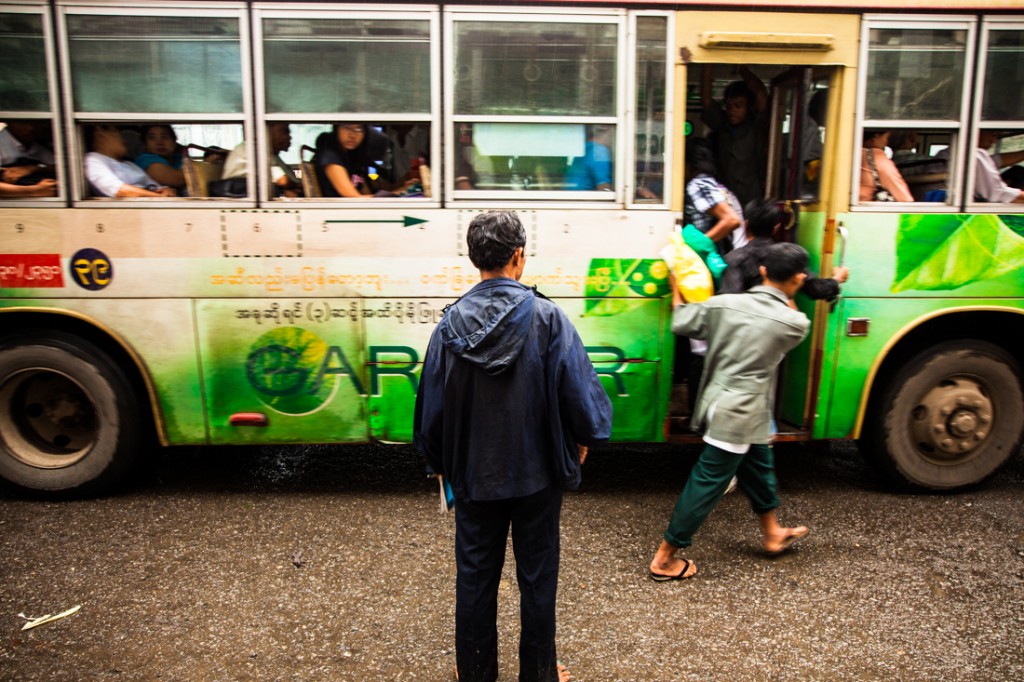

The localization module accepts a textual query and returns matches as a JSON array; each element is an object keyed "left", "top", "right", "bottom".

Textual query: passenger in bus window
[
  {"left": 135, "top": 125, "right": 185, "bottom": 193},
  {"left": 859, "top": 129, "right": 913, "bottom": 203},
  {"left": 316, "top": 124, "right": 418, "bottom": 198},
  {"left": 384, "top": 123, "right": 429, "bottom": 185},
  {"left": 84, "top": 125, "right": 175, "bottom": 198},
  {"left": 970, "top": 130, "right": 1024, "bottom": 204},
  {"left": 565, "top": 124, "right": 613, "bottom": 191},
  {"left": 316, "top": 124, "right": 373, "bottom": 197},
  {"left": 890, "top": 130, "right": 947, "bottom": 202},
  {"left": 453, "top": 123, "right": 484, "bottom": 190},
  {"left": 890, "top": 131, "right": 946, "bottom": 177},
  {"left": 700, "top": 65, "right": 769, "bottom": 208},
  {"left": 219, "top": 123, "right": 300, "bottom": 198},
  {"left": 0, "top": 118, "right": 57, "bottom": 198}
]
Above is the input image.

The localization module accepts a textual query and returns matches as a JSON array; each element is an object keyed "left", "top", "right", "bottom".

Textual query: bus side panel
[
  {"left": 364, "top": 300, "right": 441, "bottom": 443},
  {"left": 818, "top": 296, "right": 1024, "bottom": 440},
  {"left": 363, "top": 295, "right": 670, "bottom": 444},
  {"left": 0, "top": 298, "right": 208, "bottom": 446},
  {"left": 815, "top": 211, "right": 1024, "bottom": 439},
  {"left": 196, "top": 298, "right": 369, "bottom": 445},
  {"left": 572, "top": 296, "right": 668, "bottom": 442}
]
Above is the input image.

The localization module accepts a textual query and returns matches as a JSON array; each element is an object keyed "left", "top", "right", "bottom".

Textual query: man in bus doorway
[
  {"left": 649, "top": 242, "right": 811, "bottom": 582},
  {"left": 414, "top": 210, "right": 613, "bottom": 682}
]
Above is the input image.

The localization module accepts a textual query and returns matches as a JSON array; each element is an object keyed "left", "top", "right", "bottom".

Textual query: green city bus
[{"left": 0, "top": 0, "right": 1021, "bottom": 495}]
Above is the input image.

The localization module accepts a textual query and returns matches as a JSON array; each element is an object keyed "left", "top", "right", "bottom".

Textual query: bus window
[
  {"left": 968, "top": 129, "right": 1024, "bottom": 204},
  {"left": 633, "top": 15, "right": 668, "bottom": 205},
  {"left": 256, "top": 11, "right": 435, "bottom": 202},
  {"left": 0, "top": 9, "right": 60, "bottom": 202},
  {"left": 971, "top": 22, "right": 1024, "bottom": 206},
  {"left": 857, "top": 18, "right": 974, "bottom": 207},
  {"left": 277, "top": 122, "right": 431, "bottom": 199},
  {"left": 450, "top": 14, "right": 620, "bottom": 200},
  {"left": 63, "top": 8, "right": 248, "bottom": 202},
  {"left": 456, "top": 122, "right": 593, "bottom": 191}
]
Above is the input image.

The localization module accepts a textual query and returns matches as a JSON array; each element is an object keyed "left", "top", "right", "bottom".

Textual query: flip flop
[
  {"left": 649, "top": 559, "right": 697, "bottom": 582},
  {"left": 765, "top": 527, "right": 809, "bottom": 557}
]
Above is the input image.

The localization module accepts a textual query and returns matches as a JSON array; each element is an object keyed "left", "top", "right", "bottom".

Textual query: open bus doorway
[{"left": 669, "top": 62, "right": 840, "bottom": 439}]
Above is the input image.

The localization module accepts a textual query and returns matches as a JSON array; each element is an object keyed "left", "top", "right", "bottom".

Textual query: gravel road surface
[{"left": 2, "top": 441, "right": 1022, "bottom": 681}]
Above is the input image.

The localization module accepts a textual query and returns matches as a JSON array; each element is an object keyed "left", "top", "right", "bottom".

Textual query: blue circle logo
[{"left": 69, "top": 248, "right": 113, "bottom": 291}]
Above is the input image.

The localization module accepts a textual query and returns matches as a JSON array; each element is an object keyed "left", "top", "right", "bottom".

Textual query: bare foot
[{"left": 764, "top": 526, "right": 809, "bottom": 556}]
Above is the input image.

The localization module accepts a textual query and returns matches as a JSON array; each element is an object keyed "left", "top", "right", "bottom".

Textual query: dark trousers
[
  {"left": 664, "top": 443, "right": 780, "bottom": 548},
  {"left": 455, "top": 485, "right": 563, "bottom": 682}
]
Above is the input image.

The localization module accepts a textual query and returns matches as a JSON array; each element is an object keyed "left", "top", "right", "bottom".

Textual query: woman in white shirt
[{"left": 85, "top": 125, "right": 175, "bottom": 198}]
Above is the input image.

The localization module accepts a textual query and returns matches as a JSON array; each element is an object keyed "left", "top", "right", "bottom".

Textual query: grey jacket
[{"left": 673, "top": 285, "right": 810, "bottom": 444}]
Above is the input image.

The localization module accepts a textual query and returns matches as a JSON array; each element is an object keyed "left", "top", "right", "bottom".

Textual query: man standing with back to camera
[{"left": 414, "top": 210, "right": 613, "bottom": 682}]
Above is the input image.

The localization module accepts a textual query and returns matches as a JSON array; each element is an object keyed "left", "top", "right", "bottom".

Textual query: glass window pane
[
  {"left": 634, "top": 17, "right": 666, "bottom": 203},
  {"left": 865, "top": 27, "right": 967, "bottom": 121},
  {"left": 455, "top": 122, "right": 613, "bottom": 192},
  {"left": 974, "top": 129, "right": 1024, "bottom": 202},
  {"left": 67, "top": 15, "right": 242, "bottom": 114},
  {"left": 982, "top": 29, "right": 1024, "bottom": 121},
  {"left": 263, "top": 18, "right": 431, "bottom": 115},
  {"left": 454, "top": 21, "right": 617, "bottom": 116},
  {"left": 0, "top": 13, "right": 49, "bottom": 111},
  {"left": 889, "top": 128, "right": 951, "bottom": 203}
]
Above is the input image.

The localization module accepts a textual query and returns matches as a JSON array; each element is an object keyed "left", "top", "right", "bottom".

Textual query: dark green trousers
[{"left": 663, "top": 442, "right": 780, "bottom": 548}]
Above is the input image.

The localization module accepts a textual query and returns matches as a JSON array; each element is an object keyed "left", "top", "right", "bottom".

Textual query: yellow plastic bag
[{"left": 658, "top": 232, "right": 713, "bottom": 303}]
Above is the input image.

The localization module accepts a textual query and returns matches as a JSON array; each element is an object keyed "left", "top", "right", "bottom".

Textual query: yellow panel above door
[{"left": 677, "top": 11, "right": 860, "bottom": 67}]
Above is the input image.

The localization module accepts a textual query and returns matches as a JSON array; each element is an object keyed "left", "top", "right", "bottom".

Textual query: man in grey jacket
[
  {"left": 649, "top": 242, "right": 811, "bottom": 581},
  {"left": 415, "top": 210, "right": 613, "bottom": 680}
]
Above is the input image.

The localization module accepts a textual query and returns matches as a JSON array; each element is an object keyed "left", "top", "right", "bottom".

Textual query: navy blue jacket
[{"left": 413, "top": 278, "right": 613, "bottom": 501}]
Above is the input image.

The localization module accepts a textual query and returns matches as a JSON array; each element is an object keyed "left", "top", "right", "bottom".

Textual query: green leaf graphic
[
  {"left": 892, "top": 214, "right": 1024, "bottom": 292},
  {"left": 999, "top": 214, "right": 1024, "bottom": 239},
  {"left": 892, "top": 213, "right": 970, "bottom": 286},
  {"left": 585, "top": 258, "right": 669, "bottom": 316}
]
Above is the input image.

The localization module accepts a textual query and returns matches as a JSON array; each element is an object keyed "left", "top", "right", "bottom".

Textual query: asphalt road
[{"left": 1, "top": 441, "right": 1022, "bottom": 681}]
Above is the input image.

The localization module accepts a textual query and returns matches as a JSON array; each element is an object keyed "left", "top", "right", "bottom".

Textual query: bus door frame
[{"left": 675, "top": 10, "right": 861, "bottom": 437}]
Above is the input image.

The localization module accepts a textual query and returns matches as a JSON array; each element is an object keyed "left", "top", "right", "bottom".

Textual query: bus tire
[
  {"left": 0, "top": 332, "right": 142, "bottom": 496},
  {"left": 860, "top": 340, "right": 1023, "bottom": 490}
]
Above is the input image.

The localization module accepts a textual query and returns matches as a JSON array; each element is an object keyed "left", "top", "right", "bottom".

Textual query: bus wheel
[
  {"left": 0, "top": 332, "right": 142, "bottom": 496},
  {"left": 861, "top": 340, "right": 1023, "bottom": 490}
]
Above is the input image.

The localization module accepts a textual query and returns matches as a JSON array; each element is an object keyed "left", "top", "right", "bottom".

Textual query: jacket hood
[{"left": 438, "top": 278, "right": 535, "bottom": 375}]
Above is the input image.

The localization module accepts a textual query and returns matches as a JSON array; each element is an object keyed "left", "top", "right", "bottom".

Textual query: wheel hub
[
  {"left": 0, "top": 369, "right": 96, "bottom": 468},
  {"left": 910, "top": 376, "right": 993, "bottom": 462}
]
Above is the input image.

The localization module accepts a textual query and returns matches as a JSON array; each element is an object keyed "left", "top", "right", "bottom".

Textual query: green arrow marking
[{"left": 323, "top": 216, "right": 428, "bottom": 228}]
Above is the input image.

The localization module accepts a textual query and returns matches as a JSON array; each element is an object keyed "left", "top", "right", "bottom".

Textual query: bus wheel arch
[
  {"left": 859, "top": 313, "right": 1024, "bottom": 490},
  {"left": 0, "top": 317, "right": 152, "bottom": 496}
]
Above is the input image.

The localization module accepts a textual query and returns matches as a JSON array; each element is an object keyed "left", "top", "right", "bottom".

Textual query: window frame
[
  {"left": 58, "top": 0, "right": 254, "bottom": 207},
  {"left": 967, "top": 16, "right": 1024, "bottom": 213},
  {"left": 444, "top": 7, "right": 628, "bottom": 206},
  {"left": 852, "top": 15, "right": 977, "bottom": 213},
  {"left": 625, "top": 11, "right": 673, "bottom": 211},
  {"left": 251, "top": 3, "right": 441, "bottom": 206},
  {"left": 0, "top": 0, "right": 65, "bottom": 208}
]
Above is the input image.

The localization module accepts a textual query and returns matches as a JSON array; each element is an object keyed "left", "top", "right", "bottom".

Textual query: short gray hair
[{"left": 466, "top": 211, "right": 526, "bottom": 271}]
